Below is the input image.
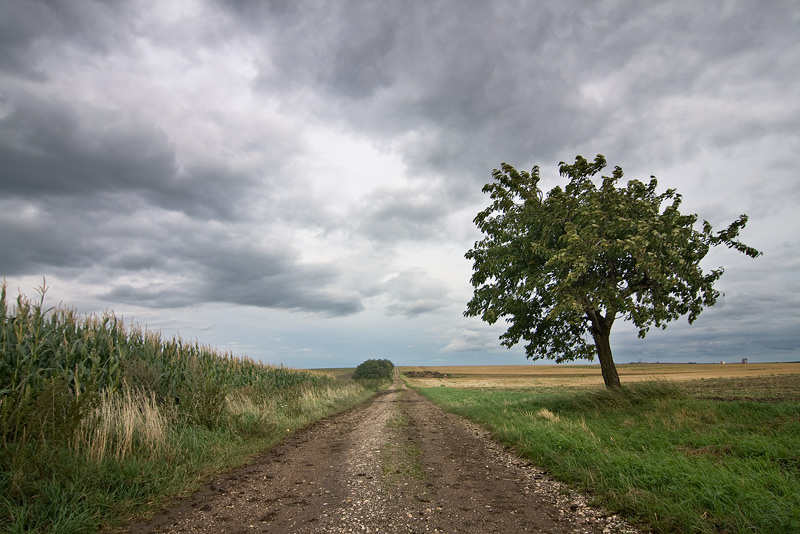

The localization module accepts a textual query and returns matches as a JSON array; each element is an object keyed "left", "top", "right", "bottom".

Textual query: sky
[{"left": 1, "top": 0, "right": 798, "bottom": 369}]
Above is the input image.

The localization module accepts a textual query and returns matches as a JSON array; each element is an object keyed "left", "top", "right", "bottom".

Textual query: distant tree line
[{"left": 352, "top": 359, "right": 395, "bottom": 380}]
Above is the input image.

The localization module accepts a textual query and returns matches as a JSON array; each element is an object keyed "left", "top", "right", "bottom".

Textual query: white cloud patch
[{"left": 374, "top": 269, "right": 450, "bottom": 318}]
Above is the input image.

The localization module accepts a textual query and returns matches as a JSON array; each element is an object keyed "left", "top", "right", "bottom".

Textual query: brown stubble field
[{"left": 400, "top": 362, "right": 800, "bottom": 390}]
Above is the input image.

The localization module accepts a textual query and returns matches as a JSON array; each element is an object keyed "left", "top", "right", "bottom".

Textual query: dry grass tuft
[
  {"left": 536, "top": 407, "right": 561, "bottom": 422},
  {"left": 74, "top": 387, "right": 169, "bottom": 463}
]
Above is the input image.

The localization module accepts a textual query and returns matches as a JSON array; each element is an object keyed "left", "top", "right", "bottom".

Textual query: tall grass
[
  {"left": 72, "top": 386, "right": 168, "bottom": 464},
  {"left": 0, "top": 281, "right": 373, "bottom": 533},
  {"left": 419, "top": 380, "right": 800, "bottom": 533}
]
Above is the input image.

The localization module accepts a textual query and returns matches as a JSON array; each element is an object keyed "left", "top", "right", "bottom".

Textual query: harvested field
[
  {"left": 404, "top": 370, "right": 449, "bottom": 378},
  {"left": 401, "top": 362, "right": 800, "bottom": 388}
]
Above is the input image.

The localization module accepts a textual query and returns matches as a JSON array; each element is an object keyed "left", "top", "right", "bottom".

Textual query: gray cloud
[
  {"left": 1, "top": 0, "right": 797, "bottom": 366},
  {"left": 0, "top": 92, "right": 267, "bottom": 220},
  {"left": 96, "top": 220, "right": 365, "bottom": 316},
  {"left": 0, "top": 1, "right": 136, "bottom": 80},
  {"left": 375, "top": 269, "right": 450, "bottom": 318},
  {"left": 0, "top": 198, "right": 102, "bottom": 274},
  {"left": 357, "top": 185, "right": 448, "bottom": 243},
  {"left": 440, "top": 324, "right": 513, "bottom": 355},
  {"left": 242, "top": 0, "right": 800, "bottom": 185},
  {"left": 0, "top": 95, "right": 175, "bottom": 196}
]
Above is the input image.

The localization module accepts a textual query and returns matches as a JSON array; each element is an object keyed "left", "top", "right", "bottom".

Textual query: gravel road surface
[{"left": 125, "top": 377, "right": 640, "bottom": 533}]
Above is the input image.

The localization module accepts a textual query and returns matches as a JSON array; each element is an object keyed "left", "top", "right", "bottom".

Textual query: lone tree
[
  {"left": 352, "top": 359, "right": 395, "bottom": 381},
  {"left": 465, "top": 155, "right": 761, "bottom": 388}
]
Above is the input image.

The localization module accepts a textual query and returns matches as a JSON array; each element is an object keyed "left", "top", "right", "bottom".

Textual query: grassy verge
[
  {"left": 417, "top": 379, "right": 800, "bottom": 533},
  {"left": 0, "top": 283, "right": 375, "bottom": 533}
]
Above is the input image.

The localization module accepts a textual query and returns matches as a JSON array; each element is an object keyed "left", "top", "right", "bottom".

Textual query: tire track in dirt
[{"left": 125, "top": 377, "right": 639, "bottom": 533}]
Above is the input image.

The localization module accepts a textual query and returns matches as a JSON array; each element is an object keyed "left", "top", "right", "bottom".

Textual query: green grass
[
  {"left": 381, "top": 441, "right": 425, "bottom": 481},
  {"left": 0, "top": 282, "right": 376, "bottom": 533},
  {"left": 418, "top": 379, "right": 800, "bottom": 533},
  {"left": 681, "top": 374, "right": 800, "bottom": 402},
  {"left": 381, "top": 393, "right": 424, "bottom": 482}
]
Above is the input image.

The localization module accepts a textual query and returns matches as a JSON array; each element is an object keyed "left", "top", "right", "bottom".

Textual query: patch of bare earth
[{"left": 125, "top": 378, "right": 640, "bottom": 533}]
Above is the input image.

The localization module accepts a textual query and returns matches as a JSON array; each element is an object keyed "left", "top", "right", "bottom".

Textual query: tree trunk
[{"left": 590, "top": 317, "right": 621, "bottom": 389}]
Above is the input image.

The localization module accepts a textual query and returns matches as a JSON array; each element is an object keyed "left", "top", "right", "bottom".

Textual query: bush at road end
[{"left": 352, "top": 359, "right": 395, "bottom": 381}]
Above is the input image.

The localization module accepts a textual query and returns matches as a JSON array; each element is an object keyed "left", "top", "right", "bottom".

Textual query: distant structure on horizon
[{"left": 741, "top": 358, "right": 748, "bottom": 364}]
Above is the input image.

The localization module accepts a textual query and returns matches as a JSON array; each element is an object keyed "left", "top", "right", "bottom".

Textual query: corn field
[
  {"left": 0, "top": 280, "right": 330, "bottom": 447},
  {"left": 0, "top": 281, "right": 371, "bottom": 534}
]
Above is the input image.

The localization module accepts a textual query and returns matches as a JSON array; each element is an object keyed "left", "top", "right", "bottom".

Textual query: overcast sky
[{"left": 1, "top": 1, "right": 798, "bottom": 369}]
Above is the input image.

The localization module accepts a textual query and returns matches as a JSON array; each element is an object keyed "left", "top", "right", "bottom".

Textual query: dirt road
[{"left": 126, "top": 378, "right": 639, "bottom": 533}]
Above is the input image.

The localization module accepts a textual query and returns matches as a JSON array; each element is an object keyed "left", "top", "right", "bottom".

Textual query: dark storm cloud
[
  {"left": 96, "top": 219, "right": 365, "bottom": 316},
  {"left": 0, "top": 1, "right": 134, "bottom": 80},
  {"left": 242, "top": 0, "right": 799, "bottom": 181},
  {"left": 102, "top": 268, "right": 364, "bottom": 317},
  {"left": 0, "top": 95, "right": 174, "bottom": 196},
  {"left": 0, "top": 0, "right": 366, "bottom": 318},
  {"left": 247, "top": 0, "right": 595, "bottom": 176},
  {"left": 0, "top": 101, "right": 359, "bottom": 316},
  {"left": 0, "top": 92, "right": 257, "bottom": 220},
  {"left": 0, "top": 199, "right": 102, "bottom": 274}
]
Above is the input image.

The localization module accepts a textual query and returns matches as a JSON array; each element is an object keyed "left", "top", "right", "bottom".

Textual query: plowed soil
[{"left": 125, "top": 377, "right": 639, "bottom": 533}]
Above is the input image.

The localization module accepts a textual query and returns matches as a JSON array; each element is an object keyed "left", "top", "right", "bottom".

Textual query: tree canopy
[
  {"left": 465, "top": 155, "right": 761, "bottom": 388},
  {"left": 352, "top": 358, "right": 395, "bottom": 381}
]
